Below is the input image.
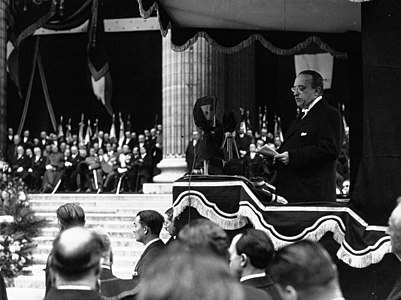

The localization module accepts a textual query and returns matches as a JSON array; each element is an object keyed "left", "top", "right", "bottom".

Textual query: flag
[
  {"left": 57, "top": 116, "right": 64, "bottom": 138},
  {"left": 109, "top": 114, "right": 116, "bottom": 141},
  {"left": 262, "top": 106, "right": 267, "bottom": 130},
  {"left": 85, "top": 119, "right": 92, "bottom": 146},
  {"left": 246, "top": 110, "right": 251, "bottom": 131},
  {"left": 78, "top": 114, "right": 85, "bottom": 145},
  {"left": 126, "top": 114, "right": 132, "bottom": 133},
  {"left": 93, "top": 118, "right": 99, "bottom": 139},
  {"left": 258, "top": 106, "right": 263, "bottom": 132},
  {"left": 88, "top": 0, "right": 113, "bottom": 116},
  {"left": 274, "top": 114, "right": 284, "bottom": 143},
  {"left": 118, "top": 112, "right": 125, "bottom": 147},
  {"left": 239, "top": 107, "right": 246, "bottom": 132},
  {"left": 66, "top": 118, "right": 72, "bottom": 142}
]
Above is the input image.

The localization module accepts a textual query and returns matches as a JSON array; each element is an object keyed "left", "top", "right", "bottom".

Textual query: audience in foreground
[
  {"left": 270, "top": 240, "right": 345, "bottom": 300},
  {"left": 45, "top": 227, "right": 103, "bottom": 300}
]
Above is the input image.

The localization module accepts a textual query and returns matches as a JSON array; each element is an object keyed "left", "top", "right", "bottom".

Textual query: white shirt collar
[
  {"left": 240, "top": 272, "right": 266, "bottom": 282},
  {"left": 302, "top": 96, "right": 322, "bottom": 114},
  {"left": 101, "top": 265, "right": 111, "bottom": 270},
  {"left": 57, "top": 285, "right": 92, "bottom": 290},
  {"left": 143, "top": 238, "right": 161, "bottom": 252}
]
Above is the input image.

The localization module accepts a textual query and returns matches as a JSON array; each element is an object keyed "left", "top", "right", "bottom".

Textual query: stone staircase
[{"left": 14, "top": 193, "right": 173, "bottom": 289}]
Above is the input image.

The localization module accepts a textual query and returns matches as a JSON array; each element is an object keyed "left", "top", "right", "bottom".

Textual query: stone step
[
  {"left": 39, "top": 227, "right": 139, "bottom": 239},
  {"left": 35, "top": 212, "right": 136, "bottom": 222},
  {"left": 32, "top": 206, "right": 167, "bottom": 216}
]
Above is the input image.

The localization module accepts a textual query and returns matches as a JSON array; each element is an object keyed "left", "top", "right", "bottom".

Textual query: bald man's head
[
  {"left": 51, "top": 227, "right": 103, "bottom": 281},
  {"left": 388, "top": 199, "right": 401, "bottom": 258}
]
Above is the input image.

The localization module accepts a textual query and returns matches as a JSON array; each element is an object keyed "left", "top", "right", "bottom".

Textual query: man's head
[
  {"left": 40, "top": 131, "right": 47, "bottom": 139},
  {"left": 125, "top": 131, "right": 131, "bottom": 138},
  {"left": 51, "top": 227, "right": 103, "bottom": 288},
  {"left": 139, "top": 146, "right": 147, "bottom": 156},
  {"left": 71, "top": 145, "right": 78, "bottom": 156},
  {"left": 23, "top": 130, "right": 30, "bottom": 138},
  {"left": 16, "top": 145, "right": 24, "bottom": 155},
  {"left": 122, "top": 145, "right": 131, "bottom": 154},
  {"left": 133, "top": 210, "right": 164, "bottom": 244},
  {"left": 270, "top": 240, "right": 340, "bottom": 300},
  {"left": 51, "top": 144, "right": 59, "bottom": 153},
  {"left": 292, "top": 70, "right": 324, "bottom": 110},
  {"left": 249, "top": 143, "right": 256, "bottom": 153},
  {"left": 92, "top": 228, "right": 113, "bottom": 267},
  {"left": 137, "top": 244, "right": 243, "bottom": 300},
  {"left": 89, "top": 148, "right": 96, "bottom": 157},
  {"left": 163, "top": 207, "right": 176, "bottom": 237},
  {"left": 33, "top": 146, "right": 42, "bottom": 157},
  {"left": 178, "top": 218, "right": 229, "bottom": 260},
  {"left": 388, "top": 198, "right": 401, "bottom": 258},
  {"left": 192, "top": 131, "right": 199, "bottom": 140},
  {"left": 98, "top": 131, "right": 104, "bottom": 139},
  {"left": 8, "top": 128, "right": 13, "bottom": 135},
  {"left": 56, "top": 203, "right": 86, "bottom": 231},
  {"left": 138, "top": 134, "right": 145, "bottom": 143},
  {"left": 228, "top": 229, "right": 275, "bottom": 279}
]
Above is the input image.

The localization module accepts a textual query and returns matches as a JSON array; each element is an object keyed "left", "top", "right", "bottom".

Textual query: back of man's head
[
  {"left": 137, "top": 210, "right": 164, "bottom": 237},
  {"left": 235, "top": 229, "right": 275, "bottom": 270},
  {"left": 178, "top": 218, "right": 229, "bottom": 260},
  {"left": 92, "top": 228, "right": 113, "bottom": 267},
  {"left": 56, "top": 203, "right": 85, "bottom": 231},
  {"left": 51, "top": 227, "right": 103, "bottom": 284},
  {"left": 270, "top": 240, "right": 338, "bottom": 298}
]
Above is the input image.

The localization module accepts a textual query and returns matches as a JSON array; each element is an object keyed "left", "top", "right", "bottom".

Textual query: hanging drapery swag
[{"left": 17, "top": 37, "right": 57, "bottom": 135}]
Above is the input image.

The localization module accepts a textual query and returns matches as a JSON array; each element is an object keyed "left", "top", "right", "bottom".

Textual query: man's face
[
  {"left": 8, "top": 128, "right": 13, "bottom": 135},
  {"left": 193, "top": 131, "right": 199, "bottom": 140},
  {"left": 40, "top": 131, "right": 47, "bottom": 139},
  {"left": 71, "top": 146, "right": 78, "bottom": 155},
  {"left": 17, "top": 146, "right": 24, "bottom": 155},
  {"left": 23, "top": 130, "right": 29, "bottom": 137},
  {"left": 228, "top": 234, "right": 243, "bottom": 279},
  {"left": 388, "top": 205, "right": 401, "bottom": 258},
  {"left": 133, "top": 216, "right": 146, "bottom": 243},
  {"left": 98, "top": 131, "right": 104, "bottom": 139},
  {"left": 292, "top": 74, "right": 319, "bottom": 110},
  {"left": 125, "top": 131, "right": 131, "bottom": 138}
]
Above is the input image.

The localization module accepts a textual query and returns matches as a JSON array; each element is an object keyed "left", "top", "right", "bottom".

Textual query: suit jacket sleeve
[{"left": 288, "top": 107, "right": 342, "bottom": 169}]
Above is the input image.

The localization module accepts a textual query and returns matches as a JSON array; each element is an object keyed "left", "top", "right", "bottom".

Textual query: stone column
[
  {"left": 0, "top": 0, "right": 8, "bottom": 159},
  {"left": 153, "top": 33, "right": 255, "bottom": 183}
]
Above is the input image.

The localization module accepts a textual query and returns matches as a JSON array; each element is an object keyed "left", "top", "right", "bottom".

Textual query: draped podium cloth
[{"left": 172, "top": 175, "right": 390, "bottom": 268}]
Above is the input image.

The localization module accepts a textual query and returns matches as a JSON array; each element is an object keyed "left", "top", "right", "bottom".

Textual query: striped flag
[
  {"left": 78, "top": 114, "right": 85, "bottom": 145},
  {"left": 118, "top": 112, "right": 125, "bottom": 147},
  {"left": 109, "top": 114, "right": 116, "bottom": 141},
  {"left": 85, "top": 119, "right": 92, "bottom": 146},
  {"left": 274, "top": 114, "right": 284, "bottom": 143}
]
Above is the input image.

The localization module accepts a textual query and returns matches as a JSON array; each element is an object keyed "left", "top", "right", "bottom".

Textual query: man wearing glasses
[{"left": 274, "top": 70, "right": 342, "bottom": 203}]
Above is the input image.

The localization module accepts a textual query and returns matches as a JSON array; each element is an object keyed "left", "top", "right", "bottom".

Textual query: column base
[{"left": 152, "top": 157, "right": 187, "bottom": 183}]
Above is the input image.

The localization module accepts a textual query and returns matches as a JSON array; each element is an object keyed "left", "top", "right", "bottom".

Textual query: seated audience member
[
  {"left": 21, "top": 130, "right": 33, "bottom": 150},
  {"left": 137, "top": 244, "right": 254, "bottom": 300},
  {"left": 45, "top": 203, "right": 86, "bottom": 294},
  {"left": 270, "top": 240, "right": 344, "bottom": 300},
  {"left": 235, "top": 127, "right": 252, "bottom": 158},
  {"left": 83, "top": 147, "right": 102, "bottom": 192},
  {"left": 30, "top": 147, "right": 46, "bottom": 192},
  {"left": 386, "top": 198, "right": 401, "bottom": 300},
  {"left": 229, "top": 229, "right": 281, "bottom": 300},
  {"left": 127, "top": 147, "right": 141, "bottom": 192},
  {"left": 163, "top": 207, "right": 176, "bottom": 245},
  {"left": 11, "top": 145, "right": 31, "bottom": 185},
  {"left": 42, "top": 144, "right": 64, "bottom": 192},
  {"left": 185, "top": 131, "right": 199, "bottom": 172},
  {"left": 244, "top": 144, "right": 271, "bottom": 179},
  {"left": 6, "top": 134, "right": 21, "bottom": 166},
  {"left": 45, "top": 227, "right": 103, "bottom": 300},
  {"left": 132, "top": 210, "right": 165, "bottom": 278},
  {"left": 63, "top": 145, "right": 83, "bottom": 191},
  {"left": 94, "top": 229, "right": 140, "bottom": 300},
  {"left": 137, "top": 146, "right": 153, "bottom": 191}
]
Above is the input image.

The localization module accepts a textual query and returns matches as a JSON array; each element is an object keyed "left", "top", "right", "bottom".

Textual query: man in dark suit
[
  {"left": 228, "top": 229, "right": 281, "bottom": 300},
  {"left": 185, "top": 131, "right": 199, "bottom": 172},
  {"left": 45, "top": 227, "right": 103, "bottom": 300},
  {"left": 274, "top": 70, "right": 342, "bottom": 203},
  {"left": 132, "top": 210, "right": 165, "bottom": 278},
  {"left": 244, "top": 143, "right": 272, "bottom": 180},
  {"left": 270, "top": 240, "right": 345, "bottom": 300},
  {"left": 94, "top": 229, "right": 140, "bottom": 300},
  {"left": 42, "top": 144, "right": 65, "bottom": 193}
]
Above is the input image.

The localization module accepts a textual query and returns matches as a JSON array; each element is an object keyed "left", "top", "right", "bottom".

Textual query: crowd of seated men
[
  {"left": 2, "top": 125, "right": 163, "bottom": 193},
  {"left": 186, "top": 126, "right": 350, "bottom": 195}
]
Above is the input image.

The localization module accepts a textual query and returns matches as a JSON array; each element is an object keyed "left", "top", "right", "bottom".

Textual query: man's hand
[{"left": 274, "top": 151, "right": 289, "bottom": 165}]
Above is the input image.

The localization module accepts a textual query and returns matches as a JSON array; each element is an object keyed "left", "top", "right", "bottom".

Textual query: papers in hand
[{"left": 256, "top": 145, "right": 279, "bottom": 157}]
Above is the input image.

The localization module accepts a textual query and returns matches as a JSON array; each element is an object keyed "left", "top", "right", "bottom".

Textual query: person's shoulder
[{"left": 241, "top": 284, "right": 273, "bottom": 300}]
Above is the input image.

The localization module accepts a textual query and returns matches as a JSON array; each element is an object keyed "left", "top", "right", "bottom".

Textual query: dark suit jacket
[
  {"left": 44, "top": 288, "right": 102, "bottom": 300},
  {"left": 242, "top": 275, "right": 282, "bottom": 300},
  {"left": 100, "top": 268, "right": 139, "bottom": 300},
  {"left": 134, "top": 239, "right": 165, "bottom": 278},
  {"left": 275, "top": 99, "right": 342, "bottom": 203},
  {"left": 242, "top": 284, "right": 272, "bottom": 300}
]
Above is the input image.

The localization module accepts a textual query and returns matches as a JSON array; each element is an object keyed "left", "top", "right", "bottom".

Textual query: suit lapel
[{"left": 283, "top": 100, "right": 325, "bottom": 142}]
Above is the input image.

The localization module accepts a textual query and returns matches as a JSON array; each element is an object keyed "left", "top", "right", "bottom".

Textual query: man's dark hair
[
  {"left": 137, "top": 210, "right": 164, "bottom": 236},
  {"left": 51, "top": 228, "right": 103, "bottom": 280},
  {"left": 178, "top": 218, "right": 229, "bottom": 259},
  {"left": 270, "top": 240, "right": 337, "bottom": 292},
  {"left": 235, "top": 229, "right": 275, "bottom": 269},
  {"left": 56, "top": 203, "right": 85, "bottom": 231},
  {"left": 299, "top": 70, "right": 324, "bottom": 93}
]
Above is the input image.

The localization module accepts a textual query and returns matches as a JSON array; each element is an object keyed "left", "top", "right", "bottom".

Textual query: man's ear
[
  {"left": 283, "top": 285, "right": 298, "bottom": 300},
  {"left": 240, "top": 253, "right": 248, "bottom": 267}
]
